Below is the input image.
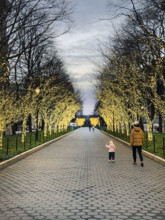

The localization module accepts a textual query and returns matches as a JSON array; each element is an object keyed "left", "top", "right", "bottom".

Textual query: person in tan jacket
[{"left": 130, "top": 121, "right": 144, "bottom": 166}]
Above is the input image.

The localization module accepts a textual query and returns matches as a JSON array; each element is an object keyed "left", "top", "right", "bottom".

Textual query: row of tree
[
  {"left": 95, "top": 0, "right": 165, "bottom": 140},
  {"left": 0, "top": 0, "right": 81, "bottom": 148}
]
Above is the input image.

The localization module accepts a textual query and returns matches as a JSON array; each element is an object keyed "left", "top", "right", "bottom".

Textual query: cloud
[
  {"left": 56, "top": 0, "right": 115, "bottom": 114},
  {"left": 72, "top": 0, "right": 109, "bottom": 25}
]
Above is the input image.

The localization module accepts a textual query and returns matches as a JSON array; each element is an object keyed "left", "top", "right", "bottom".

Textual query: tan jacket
[{"left": 130, "top": 127, "right": 144, "bottom": 146}]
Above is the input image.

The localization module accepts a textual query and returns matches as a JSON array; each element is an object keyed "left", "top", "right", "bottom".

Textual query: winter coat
[
  {"left": 106, "top": 143, "right": 116, "bottom": 152},
  {"left": 130, "top": 126, "right": 144, "bottom": 146}
]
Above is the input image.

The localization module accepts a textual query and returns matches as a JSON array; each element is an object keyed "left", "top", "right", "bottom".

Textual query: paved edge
[
  {"left": 0, "top": 131, "right": 74, "bottom": 170},
  {"left": 101, "top": 130, "right": 165, "bottom": 166}
]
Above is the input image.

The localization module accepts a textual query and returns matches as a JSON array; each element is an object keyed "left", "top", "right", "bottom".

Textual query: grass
[
  {"left": 143, "top": 132, "right": 165, "bottom": 158},
  {"left": 0, "top": 128, "right": 76, "bottom": 162},
  {"left": 102, "top": 129, "right": 165, "bottom": 159}
]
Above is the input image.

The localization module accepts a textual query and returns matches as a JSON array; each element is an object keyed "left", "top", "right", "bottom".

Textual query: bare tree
[
  {"left": 98, "top": 0, "right": 165, "bottom": 131},
  {"left": 0, "top": 0, "right": 74, "bottom": 85}
]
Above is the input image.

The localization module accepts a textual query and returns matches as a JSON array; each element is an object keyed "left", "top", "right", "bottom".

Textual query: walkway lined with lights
[{"left": 0, "top": 128, "right": 164, "bottom": 220}]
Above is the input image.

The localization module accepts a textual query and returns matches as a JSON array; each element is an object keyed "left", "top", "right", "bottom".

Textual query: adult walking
[{"left": 130, "top": 121, "right": 144, "bottom": 166}]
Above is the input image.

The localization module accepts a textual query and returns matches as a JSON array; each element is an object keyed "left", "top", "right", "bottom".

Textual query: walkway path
[{"left": 0, "top": 128, "right": 164, "bottom": 220}]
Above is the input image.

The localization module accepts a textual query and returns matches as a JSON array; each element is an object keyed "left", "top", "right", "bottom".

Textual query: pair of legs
[
  {"left": 109, "top": 152, "right": 115, "bottom": 160},
  {"left": 132, "top": 146, "right": 143, "bottom": 165}
]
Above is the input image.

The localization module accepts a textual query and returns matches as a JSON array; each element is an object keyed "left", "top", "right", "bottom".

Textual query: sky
[{"left": 56, "top": 0, "right": 120, "bottom": 115}]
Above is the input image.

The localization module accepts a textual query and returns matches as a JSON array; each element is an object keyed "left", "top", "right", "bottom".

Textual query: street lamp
[
  {"left": 35, "top": 87, "right": 40, "bottom": 142},
  {"left": 113, "top": 110, "right": 114, "bottom": 132},
  {"left": 35, "top": 87, "right": 40, "bottom": 94}
]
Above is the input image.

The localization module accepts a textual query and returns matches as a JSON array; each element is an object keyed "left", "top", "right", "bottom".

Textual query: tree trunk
[
  {"left": 54, "top": 124, "right": 58, "bottom": 133},
  {"left": 35, "top": 111, "right": 39, "bottom": 141},
  {"left": 139, "top": 116, "right": 144, "bottom": 131},
  {"left": 27, "top": 115, "right": 32, "bottom": 133},
  {"left": 159, "top": 112, "right": 162, "bottom": 133},
  {"left": 147, "top": 121, "right": 153, "bottom": 141},
  {"left": 49, "top": 124, "right": 52, "bottom": 135},
  {"left": 41, "top": 119, "right": 44, "bottom": 130},
  {"left": 12, "top": 123, "right": 17, "bottom": 135},
  {"left": 125, "top": 122, "right": 129, "bottom": 136},
  {"left": 0, "top": 0, "right": 9, "bottom": 86},
  {"left": 44, "top": 119, "right": 48, "bottom": 137},
  {"left": 107, "top": 124, "right": 111, "bottom": 130},
  {"left": 0, "top": 129, "right": 3, "bottom": 149},
  {"left": 22, "top": 116, "right": 27, "bottom": 143}
]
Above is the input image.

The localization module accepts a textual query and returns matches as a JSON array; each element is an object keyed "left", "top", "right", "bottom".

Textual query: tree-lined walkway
[{"left": 0, "top": 128, "right": 164, "bottom": 220}]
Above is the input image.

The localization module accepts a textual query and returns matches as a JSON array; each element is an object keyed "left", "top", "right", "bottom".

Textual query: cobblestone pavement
[{"left": 0, "top": 128, "right": 164, "bottom": 220}]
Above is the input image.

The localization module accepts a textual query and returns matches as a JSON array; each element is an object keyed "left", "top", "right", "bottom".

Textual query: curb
[
  {"left": 101, "top": 130, "right": 165, "bottom": 166},
  {"left": 0, "top": 131, "right": 73, "bottom": 170}
]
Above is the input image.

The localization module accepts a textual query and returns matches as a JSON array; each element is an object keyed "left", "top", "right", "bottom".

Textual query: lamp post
[
  {"left": 35, "top": 87, "right": 40, "bottom": 95},
  {"left": 113, "top": 110, "right": 114, "bottom": 132},
  {"left": 140, "top": 106, "right": 144, "bottom": 131},
  {"left": 35, "top": 88, "right": 40, "bottom": 142}
]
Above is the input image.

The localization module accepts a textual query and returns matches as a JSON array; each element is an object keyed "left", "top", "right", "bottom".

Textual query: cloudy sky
[{"left": 56, "top": 0, "right": 120, "bottom": 115}]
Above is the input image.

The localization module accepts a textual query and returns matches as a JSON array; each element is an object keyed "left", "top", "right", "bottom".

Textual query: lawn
[{"left": 0, "top": 128, "right": 75, "bottom": 162}]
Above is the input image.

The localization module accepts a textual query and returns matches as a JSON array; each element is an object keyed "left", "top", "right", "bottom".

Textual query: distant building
[{"left": 69, "top": 122, "right": 78, "bottom": 127}]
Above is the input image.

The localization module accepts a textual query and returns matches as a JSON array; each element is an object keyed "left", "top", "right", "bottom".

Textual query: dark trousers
[
  {"left": 109, "top": 152, "right": 115, "bottom": 160},
  {"left": 132, "top": 146, "right": 143, "bottom": 162}
]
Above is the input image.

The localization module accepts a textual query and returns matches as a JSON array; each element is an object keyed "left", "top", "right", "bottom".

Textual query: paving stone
[{"left": 0, "top": 128, "right": 164, "bottom": 220}]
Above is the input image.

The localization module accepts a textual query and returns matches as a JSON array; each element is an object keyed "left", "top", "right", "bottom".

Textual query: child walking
[{"left": 106, "top": 140, "right": 116, "bottom": 162}]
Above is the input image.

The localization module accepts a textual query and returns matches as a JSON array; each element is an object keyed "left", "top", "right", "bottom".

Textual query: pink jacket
[{"left": 106, "top": 143, "right": 116, "bottom": 152}]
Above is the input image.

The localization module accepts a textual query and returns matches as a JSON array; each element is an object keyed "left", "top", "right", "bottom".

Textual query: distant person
[
  {"left": 105, "top": 140, "right": 116, "bottom": 162},
  {"left": 130, "top": 121, "right": 144, "bottom": 166},
  {"left": 89, "top": 125, "right": 91, "bottom": 131},
  {"left": 92, "top": 125, "right": 94, "bottom": 131}
]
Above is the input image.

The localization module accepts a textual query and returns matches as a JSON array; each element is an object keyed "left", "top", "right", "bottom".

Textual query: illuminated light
[
  {"left": 0, "top": 74, "right": 82, "bottom": 147},
  {"left": 35, "top": 88, "right": 40, "bottom": 94}
]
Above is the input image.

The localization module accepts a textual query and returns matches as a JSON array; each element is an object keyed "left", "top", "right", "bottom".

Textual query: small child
[{"left": 105, "top": 140, "right": 116, "bottom": 162}]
